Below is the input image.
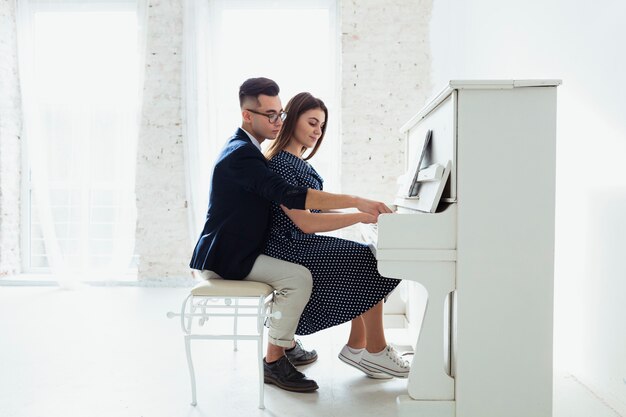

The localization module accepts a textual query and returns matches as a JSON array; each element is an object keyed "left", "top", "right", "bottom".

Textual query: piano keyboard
[{"left": 359, "top": 223, "right": 378, "bottom": 255}]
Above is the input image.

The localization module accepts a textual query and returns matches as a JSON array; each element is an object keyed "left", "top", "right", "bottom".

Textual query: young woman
[{"left": 263, "top": 92, "right": 410, "bottom": 379}]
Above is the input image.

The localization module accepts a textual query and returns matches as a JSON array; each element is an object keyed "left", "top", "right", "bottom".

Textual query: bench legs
[
  {"left": 178, "top": 294, "right": 270, "bottom": 409},
  {"left": 184, "top": 335, "right": 197, "bottom": 406}
]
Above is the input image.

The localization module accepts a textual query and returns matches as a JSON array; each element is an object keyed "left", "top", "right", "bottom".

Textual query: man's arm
[
  {"left": 304, "top": 189, "right": 392, "bottom": 219},
  {"left": 229, "top": 145, "right": 308, "bottom": 209},
  {"left": 228, "top": 144, "right": 392, "bottom": 217}
]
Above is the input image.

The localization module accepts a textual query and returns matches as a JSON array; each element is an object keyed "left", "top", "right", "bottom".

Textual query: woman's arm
[
  {"left": 281, "top": 205, "right": 376, "bottom": 234},
  {"left": 304, "top": 189, "right": 392, "bottom": 218}
]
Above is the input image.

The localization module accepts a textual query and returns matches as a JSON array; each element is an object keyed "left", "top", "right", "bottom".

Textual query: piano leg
[
  {"left": 379, "top": 261, "right": 456, "bottom": 417},
  {"left": 396, "top": 396, "right": 456, "bottom": 417}
]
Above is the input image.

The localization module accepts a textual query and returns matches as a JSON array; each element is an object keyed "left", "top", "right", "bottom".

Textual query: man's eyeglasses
[{"left": 246, "top": 108, "right": 287, "bottom": 124}]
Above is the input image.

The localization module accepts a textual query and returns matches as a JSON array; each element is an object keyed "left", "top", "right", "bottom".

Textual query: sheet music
[
  {"left": 399, "top": 129, "right": 432, "bottom": 197},
  {"left": 395, "top": 160, "right": 452, "bottom": 213}
]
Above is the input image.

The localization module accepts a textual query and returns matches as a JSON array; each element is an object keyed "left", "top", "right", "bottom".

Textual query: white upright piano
[{"left": 362, "top": 80, "right": 560, "bottom": 417}]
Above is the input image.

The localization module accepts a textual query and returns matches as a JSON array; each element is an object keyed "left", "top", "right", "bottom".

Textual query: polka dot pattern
[{"left": 263, "top": 151, "right": 401, "bottom": 335}]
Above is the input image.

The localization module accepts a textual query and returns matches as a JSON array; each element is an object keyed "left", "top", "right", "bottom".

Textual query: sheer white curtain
[
  {"left": 182, "top": 0, "right": 340, "bottom": 244},
  {"left": 17, "top": 0, "right": 148, "bottom": 286},
  {"left": 182, "top": 0, "right": 213, "bottom": 244}
]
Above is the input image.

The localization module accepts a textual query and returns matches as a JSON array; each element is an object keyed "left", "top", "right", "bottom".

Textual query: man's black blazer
[{"left": 189, "top": 128, "right": 307, "bottom": 279}]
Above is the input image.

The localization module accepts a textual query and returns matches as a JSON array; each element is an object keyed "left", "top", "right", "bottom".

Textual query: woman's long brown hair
[{"left": 264, "top": 92, "right": 328, "bottom": 161}]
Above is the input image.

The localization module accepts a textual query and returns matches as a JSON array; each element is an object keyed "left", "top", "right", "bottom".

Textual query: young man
[{"left": 190, "top": 77, "right": 391, "bottom": 393}]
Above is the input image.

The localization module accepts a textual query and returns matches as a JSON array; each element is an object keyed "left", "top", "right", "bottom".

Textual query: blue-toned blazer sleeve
[{"left": 229, "top": 145, "right": 307, "bottom": 209}]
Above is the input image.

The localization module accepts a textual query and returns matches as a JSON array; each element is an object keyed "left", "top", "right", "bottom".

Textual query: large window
[
  {"left": 186, "top": 0, "right": 340, "bottom": 237},
  {"left": 19, "top": 0, "right": 140, "bottom": 277}
]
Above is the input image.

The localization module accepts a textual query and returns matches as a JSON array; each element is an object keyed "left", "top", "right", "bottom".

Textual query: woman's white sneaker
[
  {"left": 360, "top": 345, "right": 410, "bottom": 378},
  {"left": 338, "top": 345, "right": 393, "bottom": 379}
]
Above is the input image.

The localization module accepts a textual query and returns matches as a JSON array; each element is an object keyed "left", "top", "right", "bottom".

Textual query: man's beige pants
[{"left": 198, "top": 254, "right": 312, "bottom": 348}]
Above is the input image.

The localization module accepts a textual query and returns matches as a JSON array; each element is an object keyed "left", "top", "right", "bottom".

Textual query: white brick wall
[
  {"left": 0, "top": 0, "right": 22, "bottom": 276},
  {"left": 341, "top": 0, "right": 432, "bottom": 204},
  {"left": 135, "top": 0, "right": 190, "bottom": 280}
]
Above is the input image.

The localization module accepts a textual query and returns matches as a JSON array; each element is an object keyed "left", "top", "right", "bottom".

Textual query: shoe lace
[{"left": 386, "top": 346, "right": 410, "bottom": 368}]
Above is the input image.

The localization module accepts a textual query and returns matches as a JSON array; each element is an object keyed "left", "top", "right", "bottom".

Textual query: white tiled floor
[{"left": 0, "top": 286, "right": 622, "bottom": 417}]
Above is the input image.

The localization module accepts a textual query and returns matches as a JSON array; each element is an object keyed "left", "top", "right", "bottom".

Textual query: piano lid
[{"left": 400, "top": 79, "right": 562, "bottom": 134}]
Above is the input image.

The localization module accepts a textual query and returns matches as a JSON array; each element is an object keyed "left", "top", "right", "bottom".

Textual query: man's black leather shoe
[
  {"left": 285, "top": 339, "right": 318, "bottom": 366},
  {"left": 263, "top": 356, "right": 319, "bottom": 392}
]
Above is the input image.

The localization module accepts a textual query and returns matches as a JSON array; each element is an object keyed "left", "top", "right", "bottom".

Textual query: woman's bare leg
[
  {"left": 347, "top": 317, "right": 366, "bottom": 349},
  {"left": 346, "top": 301, "right": 387, "bottom": 352},
  {"left": 360, "top": 300, "right": 387, "bottom": 353}
]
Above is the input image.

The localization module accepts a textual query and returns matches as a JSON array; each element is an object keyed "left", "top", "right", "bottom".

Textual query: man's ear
[{"left": 242, "top": 109, "right": 253, "bottom": 123}]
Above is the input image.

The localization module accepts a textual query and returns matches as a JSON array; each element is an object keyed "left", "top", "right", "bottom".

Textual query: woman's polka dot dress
[{"left": 263, "top": 150, "right": 401, "bottom": 335}]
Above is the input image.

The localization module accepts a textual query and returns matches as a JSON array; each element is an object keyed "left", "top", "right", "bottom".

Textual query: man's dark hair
[{"left": 239, "top": 77, "right": 280, "bottom": 108}]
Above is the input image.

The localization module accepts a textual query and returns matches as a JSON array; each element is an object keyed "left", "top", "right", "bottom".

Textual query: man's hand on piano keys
[{"left": 355, "top": 197, "right": 393, "bottom": 221}]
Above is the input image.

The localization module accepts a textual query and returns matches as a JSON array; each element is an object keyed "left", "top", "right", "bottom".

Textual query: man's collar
[{"left": 240, "top": 128, "right": 262, "bottom": 152}]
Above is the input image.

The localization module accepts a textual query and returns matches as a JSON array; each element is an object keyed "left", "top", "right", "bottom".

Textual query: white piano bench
[{"left": 167, "top": 276, "right": 279, "bottom": 409}]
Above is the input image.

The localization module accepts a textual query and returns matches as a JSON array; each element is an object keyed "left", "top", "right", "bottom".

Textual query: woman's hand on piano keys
[
  {"left": 355, "top": 197, "right": 393, "bottom": 220},
  {"left": 359, "top": 213, "right": 378, "bottom": 224}
]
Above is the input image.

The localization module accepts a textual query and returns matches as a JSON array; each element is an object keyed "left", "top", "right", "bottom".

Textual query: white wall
[
  {"left": 429, "top": 0, "right": 626, "bottom": 412},
  {"left": 0, "top": 0, "right": 22, "bottom": 276},
  {"left": 135, "top": 0, "right": 190, "bottom": 280},
  {"left": 340, "top": 0, "right": 433, "bottom": 204}
]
